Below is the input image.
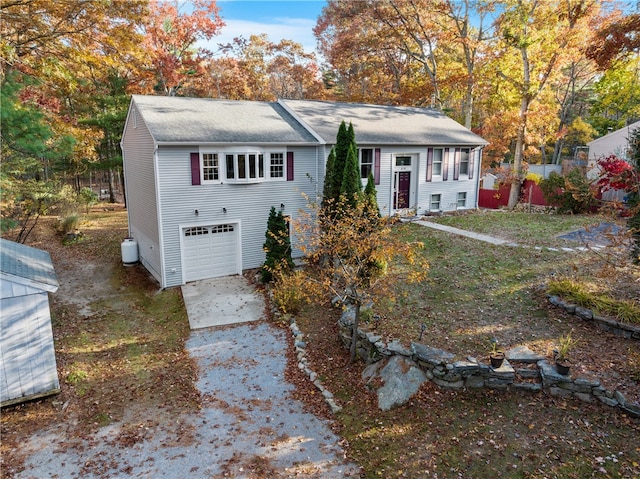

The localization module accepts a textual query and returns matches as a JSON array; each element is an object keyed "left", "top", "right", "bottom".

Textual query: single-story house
[
  {"left": 121, "top": 96, "right": 488, "bottom": 288},
  {"left": 1, "top": 238, "right": 60, "bottom": 406}
]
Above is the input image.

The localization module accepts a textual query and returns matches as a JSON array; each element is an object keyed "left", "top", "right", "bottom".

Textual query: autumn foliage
[{"left": 597, "top": 155, "right": 638, "bottom": 192}]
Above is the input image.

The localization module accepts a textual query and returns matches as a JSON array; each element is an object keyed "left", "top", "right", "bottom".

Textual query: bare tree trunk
[
  {"left": 350, "top": 302, "right": 361, "bottom": 364},
  {"left": 508, "top": 96, "right": 529, "bottom": 209},
  {"left": 108, "top": 168, "right": 116, "bottom": 203}
]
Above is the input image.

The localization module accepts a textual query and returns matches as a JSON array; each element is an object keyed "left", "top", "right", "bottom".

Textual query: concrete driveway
[
  {"left": 180, "top": 275, "right": 361, "bottom": 477},
  {"left": 13, "top": 277, "right": 360, "bottom": 478},
  {"left": 181, "top": 275, "right": 266, "bottom": 329}
]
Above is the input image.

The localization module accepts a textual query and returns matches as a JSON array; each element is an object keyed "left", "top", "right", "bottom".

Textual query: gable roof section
[
  {"left": 131, "top": 95, "right": 318, "bottom": 145},
  {"left": 0, "top": 239, "right": 59, "bottom": 293},
  {"left": 280, "top": 99, "right": 488, "bottom": 146}
]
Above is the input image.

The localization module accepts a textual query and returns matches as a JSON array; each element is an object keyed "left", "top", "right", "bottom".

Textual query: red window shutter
[
  {"left": 286, "top": 151, "right": 294, "bottom": 181},
  {"left": 442, "top": 149, "right": 449, "bottom": 181},
  {"left": 453, "top": 148, "right": 460, "bottom": 180},
  {"left": 190, "top": 152, "right": 201, "bottom": 185},
  {"left": 374, "top": 148, "right": 381, "bottom": 185},
  {"left": 426, "top": 148, "right": 433, "bottom": 182},
  {"left": 468, "top": 149, "right": 475, "bottom": 180}
]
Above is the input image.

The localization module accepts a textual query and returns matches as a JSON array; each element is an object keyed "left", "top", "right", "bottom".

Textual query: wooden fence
[{"left": 478, "top": 180, "right": 547, "bottom": 209}]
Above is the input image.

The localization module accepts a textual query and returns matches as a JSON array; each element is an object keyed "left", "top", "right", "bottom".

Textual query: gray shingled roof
[
  {"left": 132, "top": 95, "right": 318, "bottom": 144},
  {"left": 281, "top": 99, "right": 488, "bottom": 146},
  {"left": 0, "top": 238, "right": 59, "bottom": 292}
]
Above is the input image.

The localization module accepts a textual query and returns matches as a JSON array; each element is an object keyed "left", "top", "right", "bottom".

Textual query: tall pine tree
[
  {"left": 330, "top": 121, "right": 350, "bottom": 200},
  {"left": 261, "top": 206, "right": 293, "bottom": 282},
  {"left": 321, "top": 147, "right": 336, "bottom": 210},
  {"left": 340, "top": 143, "right": 362, "bottom": 208}
]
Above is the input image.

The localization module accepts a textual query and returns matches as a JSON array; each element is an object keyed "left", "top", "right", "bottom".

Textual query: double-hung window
[
  {"left": 202, "top": 153, "right": 220, "bottom": 182},
  {"left": 359, "top": 148, "right": 374, "bottom": 179},
  {"left": 459, "top": 148, "right": 470, "bottom": 176},
  {"left": 270, "top": 153, "right": 285, "bottom": 179},
  {"left": 432, "top": 148, "right": 443, "bottom": 176}
]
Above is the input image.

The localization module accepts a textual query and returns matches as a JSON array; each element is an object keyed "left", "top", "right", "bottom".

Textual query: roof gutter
[{"left": 153, "top": 141, "right": 321, "bottom": 147}]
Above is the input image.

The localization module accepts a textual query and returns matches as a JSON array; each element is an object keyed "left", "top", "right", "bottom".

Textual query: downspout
[
  {"left": 474, "top": 147, "right": 484, "bottom": 209},
  {"left": 153, "top": 143, "right": 168, "bottom": 289},
  {"left": 316, "top": 146, "right": 319, "bottom": 203},
  {"left": 120, "top": 139, "right": 132, "bottom": 236}
]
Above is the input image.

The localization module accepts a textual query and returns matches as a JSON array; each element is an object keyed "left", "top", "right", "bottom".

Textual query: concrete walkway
[
  {"left": 414, "top": 219, "right": 510, "bottom": 245},
  {"left": 413, "top": 218, "right": 610, "bottom": 251}
]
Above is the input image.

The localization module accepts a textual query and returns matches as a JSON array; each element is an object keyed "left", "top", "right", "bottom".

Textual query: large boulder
[{"left": 362, "top": 355, "right": 426, "bottom": 411}]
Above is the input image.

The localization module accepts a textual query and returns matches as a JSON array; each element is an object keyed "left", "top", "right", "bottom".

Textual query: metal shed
[{"left": 1, "top": 238, "right": 60, "bottom": 406}]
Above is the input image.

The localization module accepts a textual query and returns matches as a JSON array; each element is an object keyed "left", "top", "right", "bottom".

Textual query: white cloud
[{"left": 201, "top": 17, "right": 319, "bottom": 56}]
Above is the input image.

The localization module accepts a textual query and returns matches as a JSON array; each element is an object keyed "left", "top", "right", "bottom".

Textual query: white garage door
[{"left": 182, "top": 224, "right": 240, "bottom": 282}]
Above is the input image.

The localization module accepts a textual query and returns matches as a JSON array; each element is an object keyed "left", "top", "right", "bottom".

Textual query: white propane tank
[{"left": 121, "top": 237, "right": 139, "bottom": 266}]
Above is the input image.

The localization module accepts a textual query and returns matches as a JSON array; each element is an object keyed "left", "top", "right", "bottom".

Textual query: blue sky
[{"left": 213, "top": 0, "right": 326, "bottom": 54}]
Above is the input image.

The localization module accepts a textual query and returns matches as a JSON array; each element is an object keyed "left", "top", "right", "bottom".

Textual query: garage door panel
[{"left": 183, "top": 224, "right": 240, "bottom": 282}]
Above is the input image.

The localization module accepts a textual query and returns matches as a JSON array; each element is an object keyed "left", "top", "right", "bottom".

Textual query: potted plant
[
  {"left": 489, "top": 339, "right": 505, "bottom": 369},
  {"left": 554, "top": 332, "right": 577, "bottom": 376}
]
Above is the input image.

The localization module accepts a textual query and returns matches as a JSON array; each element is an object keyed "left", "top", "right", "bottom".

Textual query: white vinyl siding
[
  {"left": 121, "top": 103, "right": 163, "bottom": 284},
  {"left": 156, "top": 145, "right": 319, "bottom": 288},
  {"left": 417, "top": 147, "right": 482, "bottom": 214}
]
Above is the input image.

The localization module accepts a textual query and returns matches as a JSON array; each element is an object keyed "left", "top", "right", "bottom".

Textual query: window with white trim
[
  {"left": 430, "top": 194, "right": 441, "bottom": 211},
  {"left": 202, "top": 153, "right": 219, "bottom": 181},
  {"left": 432, "top": 148, "right": 443, "bottom": 176},
  {"left": 270, "top": 153, "right": 285, "bottom": 179},
  {"left": 457, "top": 192, "right": 467, "bottom": 208},
  {"left": 359, "top": 148, "right": 374, "bottom": 179},
  {"left": 460, "top": 148, "right": 470, "bottom": 175},
  {"left": 225, "top": 153, "right": 265, "bottom": 182}
]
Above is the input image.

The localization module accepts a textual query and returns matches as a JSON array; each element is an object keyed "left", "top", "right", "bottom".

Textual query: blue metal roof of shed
[{"left": 0, "top": 239, "right": 59, "bottom": 293}]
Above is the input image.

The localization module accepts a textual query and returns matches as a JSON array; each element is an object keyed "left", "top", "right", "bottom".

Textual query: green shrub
[
  {"left": 539, "top": 170, "right": 597, "bottom": 214},
  {"left": 78, "top": 187, "right": 98, "bottom": 213},
  {"left": 261, "top": 206, "right": 293, "bottom": 282}
]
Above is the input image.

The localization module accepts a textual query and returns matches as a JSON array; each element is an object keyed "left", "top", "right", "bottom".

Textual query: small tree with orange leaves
[{"left": 294, "top": 195, "right": 429, "bottom": 363}]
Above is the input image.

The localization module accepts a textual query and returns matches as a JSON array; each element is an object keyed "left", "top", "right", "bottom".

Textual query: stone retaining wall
[
  {"left": 547, "top": 295, "right": 640, "bottom": 340},
  {"left": 335, "top": 306, "right": 640, "bottom": 417}
]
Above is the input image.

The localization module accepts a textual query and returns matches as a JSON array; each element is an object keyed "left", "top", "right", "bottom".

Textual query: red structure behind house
[{"left": 478, "top": 180, "right": 547, "bottom": 209}]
